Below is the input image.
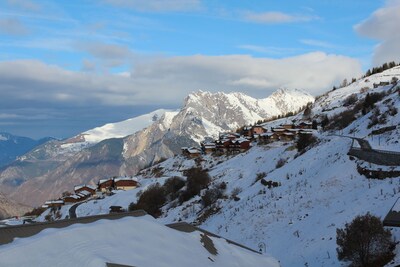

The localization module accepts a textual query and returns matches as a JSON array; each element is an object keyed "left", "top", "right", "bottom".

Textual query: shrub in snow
[
  {"left": 255, "top": 172, "right": 267, "bottom": 183},
  {"left": 202, "top": 187, "right": 223, "bottom": 208},
  {"left": 343, "top": 94, "right": 358, "bottom": 107},
  {"left": 362, "top": 92, "right": 386, "bottom": 115},
  {"left": 326, "top": 109, "right": 358, "bottom": 130},
  {"left": 336, "top": 213, "right": 395, "bottom": 267},
  {"left": 129, "top": 183, "right": 166, "bottom": 218},
  {"left": 276, "top": 159, "right": 286, "bottom": 169},
  {"left": 260, "top": 179, "right": 280, "bottom": 189},
  {"left": 179, "top": 167, "right": 210, "bottom": 203},
  {"left": 163, "top": 176, "right": 185, "bottom": 201},
  {"left": 231, "top": 187, "right": 242, "bottom": 199},
  {"left": 296, "top": 133, "right": 317, "bottom": 152}
]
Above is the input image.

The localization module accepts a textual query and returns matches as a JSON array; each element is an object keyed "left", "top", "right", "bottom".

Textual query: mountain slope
[
  {"left": 56, "top": 66, "right": 400, "bottom": 266},
  {"left": 0, "top": 192, "right": 31, "bottom": 219},
  {"left": 1, "top": 89, "right": 313, "bottom": 206}
]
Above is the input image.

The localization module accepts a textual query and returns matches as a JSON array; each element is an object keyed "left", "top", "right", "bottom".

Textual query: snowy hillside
[
  {"left": 0, "top": 215, "right": 279, "bottom": 267},
  {"left": 47, "top": 66, "right": 400, "bottom": 266}
]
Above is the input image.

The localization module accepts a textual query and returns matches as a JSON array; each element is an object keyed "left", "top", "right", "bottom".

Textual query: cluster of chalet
[
  {"left": 181, "top": 121, "right": 315, "bottom": 158},
  {"left": 242, "top": 121, "right": 314, "bottom": 143},
  {"left": 43, "top": 177, "right": 139, "bottom": 208},
  {"left": 182, "top": 133, "right": 252, "bottom": 158}
]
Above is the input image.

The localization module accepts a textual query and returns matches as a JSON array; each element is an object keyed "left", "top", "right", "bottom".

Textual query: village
[
  {"left": 42, "top": 177, "right": 139, "bottom": 209},
  {"left": 181, "top": 120, "right": 315, "bottom": 158}
]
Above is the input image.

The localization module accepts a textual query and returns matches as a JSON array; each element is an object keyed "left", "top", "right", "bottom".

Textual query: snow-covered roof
[
  {"left": 114, "top": 177, "right": 138, "bottom": 183},
  {"left": 272, "top": 128, "right": 286, "bottom": 132},
  {"left": 78, "top": 190, "right": 92, "bottom": 196},
  {"left": 391, "top": 198, "right": 400, "bottom": 212},
  {"left": 187, "top": 148, "right": 201, "bottom": 154},
  {"left": 260, "top": 133, "right": 275, "bottom": 137},
  {"left": 283, "top": 132, "right": 295, "bottom": 136},
  {"left": 44, "top": 200, "right": 64, "bottom": 205},
  {"left": 234, "top": 138, "right": 250, "bottom": 143},
  {"left": 99, "top": 179, "right": 112, "bottom": 184},
  {"left": 74, "top": 184, "right": 96, "bottom": 191}
]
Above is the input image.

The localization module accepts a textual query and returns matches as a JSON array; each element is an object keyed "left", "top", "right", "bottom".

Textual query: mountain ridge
[{"left": 0, "top": 88, "right": 314, "bottom": 206}]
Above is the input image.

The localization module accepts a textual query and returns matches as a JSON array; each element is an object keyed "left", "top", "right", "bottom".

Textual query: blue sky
[{"left": 0, "top": 0, "right": 399, "bottom": 138}]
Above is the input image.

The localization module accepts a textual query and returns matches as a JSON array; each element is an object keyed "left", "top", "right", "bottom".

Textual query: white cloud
[
  {"left": 355, "top": 0, "right": 400, "bottom": 65},
  {"left": 243, "top": 11, "right": 318, "bottom": 24},
  {"left": 0, "top": 54, "right": 361, "bottom": 137},
  {"left": 0, "top": 53, "right": 361, "bottom": 110},
  {"left": 103, "top": 0, "right": 201, "bottom": 12},
  {"left": 0, "top": 18, "right": 29, "bottom": 36}
]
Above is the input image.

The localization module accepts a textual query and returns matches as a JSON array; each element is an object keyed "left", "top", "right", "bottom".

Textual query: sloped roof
[{"left": 383, "top": 198, "right": 400, "bottom": 227}]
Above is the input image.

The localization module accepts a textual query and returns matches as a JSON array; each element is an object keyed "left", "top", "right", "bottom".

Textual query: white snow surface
[
  {"left": 0, "top": 215, "right": 279, "bottom": 267},
  {"left": 82, "top": 109, "right": 173, "bottom": 143}
]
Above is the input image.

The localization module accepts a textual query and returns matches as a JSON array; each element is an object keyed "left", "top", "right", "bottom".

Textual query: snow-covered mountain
[
  {"left": 42, "top": 66, "right": 400, "bottom": 266},
  {"left": 0, "top": 89, "right": 313, "bottom": 206}
]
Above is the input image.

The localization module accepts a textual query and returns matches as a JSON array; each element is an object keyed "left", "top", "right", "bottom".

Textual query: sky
[{"left": 0, "top": 0, "right": 399, "bottom": 139}]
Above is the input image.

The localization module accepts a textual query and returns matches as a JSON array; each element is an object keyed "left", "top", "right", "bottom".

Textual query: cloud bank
[
  {"left": 0, "top": 52, "right": 361, "bottom": 109},
  {"left": 355, "top": 0, "right": 400, "bottom": 65},
  {"left": 0, "top": 53, "right": 361, "bottom": 138}
]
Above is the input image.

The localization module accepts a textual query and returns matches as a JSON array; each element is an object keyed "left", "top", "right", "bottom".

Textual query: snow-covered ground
[{"left": 0, "top": 215, "right": 279, "bottom": 267}]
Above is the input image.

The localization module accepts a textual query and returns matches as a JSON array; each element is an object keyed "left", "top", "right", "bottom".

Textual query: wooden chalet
[
  {"left": 241, "top": 126, "right": 252, "bottom": 137},
  {"left": 259, "top": 132, "right": 279, "bottom": 143},
  {"left": 44, "top": 200, "right": 64, "bottom": 208},
  {"left": 98, "top": 178, "right": 114, "bottom": 192},
  {"left": 201, "top": 142, "right": 216, "bottom": 154},
  {"left": 62, "top": 194, "right": 81, "bottom": 204},
  {"left": 219, "top": 132, "right": 240, "bottom": 141},
  {"left": 297, "top": 122, "right": 313, "bottom": 129},
  {"left": 250, "top": 125, "right": 267, "bottom": 136},
  {"left": 232, "top": 138, "right": 251, "bottom": 152},
  {"left": 215, "top": 139, "right": 231, "bottom": 152},
  {"left": 74, "top": 184, "right": 96, "bottom": 195},
  {"left": 280, "top": 132, "right": 296, "bottom": 142},
  {"left": 114, "top": 178, "right": 138, "bottom": 190},
  {"left": 77, "top": 190, "right": 92, "bottom": 200},
  {"left": 281, "top": 123, "right": 295, "bottom": 130},
  {"left": 271, "top": 127, "right": 287, "bottom": 137},
  {"left": 181, "top": 147, "right": 202, "bottom": 158}
]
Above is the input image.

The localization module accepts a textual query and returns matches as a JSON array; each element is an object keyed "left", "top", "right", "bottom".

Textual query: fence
[{"left": 348, "top": 147, "right": 400, "bottom": 166}]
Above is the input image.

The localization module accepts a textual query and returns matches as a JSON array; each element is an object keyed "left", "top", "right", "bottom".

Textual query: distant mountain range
[
  {"left": 0, "top": 133, "right": 54, "bottom": 168},
  {"left": 0, "top": 88, "right": 314, "bottom": 206}
]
